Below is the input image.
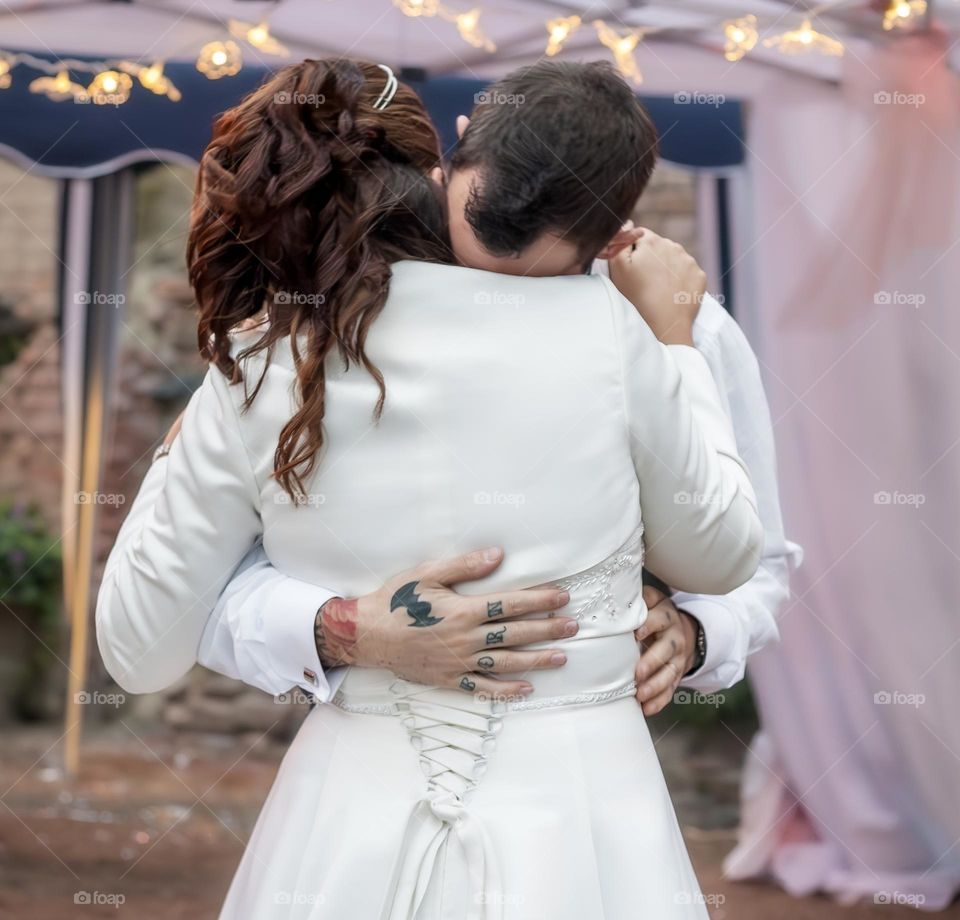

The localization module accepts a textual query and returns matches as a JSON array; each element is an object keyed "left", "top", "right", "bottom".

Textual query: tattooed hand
[{"left": 314, "top": 548, "right": 577, "bottom": 698}]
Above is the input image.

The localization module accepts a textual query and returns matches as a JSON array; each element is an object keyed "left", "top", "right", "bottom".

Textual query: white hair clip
[{"left": 373, "top": 64, "right": 399, "bottom": 111}]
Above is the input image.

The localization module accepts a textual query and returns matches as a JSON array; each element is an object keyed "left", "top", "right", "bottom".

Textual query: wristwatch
[
  {"left": 152, "top": 443, "right": 172, "bottom": 463},
  {"left": 684, "top": 613, "right": 707, "bottom": 675}
]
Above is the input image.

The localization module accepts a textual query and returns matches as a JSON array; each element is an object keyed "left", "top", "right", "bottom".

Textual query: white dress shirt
[{"left": 97, "top": 263, "right": 762, "bottom": 698}]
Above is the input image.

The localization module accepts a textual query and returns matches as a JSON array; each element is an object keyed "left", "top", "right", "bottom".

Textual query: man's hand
[
  {"left": 315, "top": 548, "right": 577, "bottom": 699},
  {"left": 607, "top": 230, "right": 706, "bottom": 346},
  {"left": 634, "top": 584, "right": 699, "bottom": 716}
]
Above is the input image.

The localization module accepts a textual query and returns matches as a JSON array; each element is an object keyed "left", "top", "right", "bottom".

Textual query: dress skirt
[{"left": 218, "top": 668, "right": 709, "bottom": 920}]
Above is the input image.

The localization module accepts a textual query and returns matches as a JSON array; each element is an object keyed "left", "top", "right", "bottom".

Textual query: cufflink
[{"left": 303, "top": 668, "right": 319, "bottom": 687}]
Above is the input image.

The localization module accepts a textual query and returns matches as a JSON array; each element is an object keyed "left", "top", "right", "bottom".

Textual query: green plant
[{"left": 0, "top": 500, "right": 62, "bottom": 720}]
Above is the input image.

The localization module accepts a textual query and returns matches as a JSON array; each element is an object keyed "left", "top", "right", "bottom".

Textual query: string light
[
  {"left": 451, "top": 8, "right": 496, "bottom": 51},
  {"left": 763, "top": 18, "right": 844, "bottom": 56},
  {"left": 134, "top": 61, "right": 182, "bottom": 101},
  {"left": 393, "top": 0, "right": 441, "bottom": 16},
  {"left": 29, "top": 70, "right": 87, "bottom": 102},
  {"left": 545, "top": 15, "right": 581, "bottom": 56},
  {"left": 87, "top": 70, "right": 133, "bottom": 105},
  {"left": 593, "top": 20, "right": 645, "bottom": 85},
  {"left": 722, "top": 15, "right": 759, "bottom": 62},
  {"left": 228, "top": 19, "right": 290, "bottom": 56},
  {"left": 0, "top": 58, "right": 11, "bottom": 90},
  {"left": 883, "top": 0, "right": 926, "bottom": 31},
  {"left": 196, "top": 41, "right": 243, "bottom": 79}
]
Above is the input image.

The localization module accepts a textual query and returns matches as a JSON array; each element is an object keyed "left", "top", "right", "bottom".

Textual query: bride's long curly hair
[{"left": 189, "top": 59, "right": 451, "bottom": 497}]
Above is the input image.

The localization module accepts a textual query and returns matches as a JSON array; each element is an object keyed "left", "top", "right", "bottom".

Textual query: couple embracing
[{"left": 98, "top": 56, "right": 796, "bottom": 920}]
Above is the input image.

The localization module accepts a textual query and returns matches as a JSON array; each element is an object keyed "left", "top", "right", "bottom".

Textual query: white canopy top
[{"left": 1, "top": 0, "right": 956, "bottom": 87}]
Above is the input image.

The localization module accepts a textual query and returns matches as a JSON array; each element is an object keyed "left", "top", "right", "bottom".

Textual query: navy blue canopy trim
[{"left": 0, "top": 53, "right": 744, "bottom": 177}]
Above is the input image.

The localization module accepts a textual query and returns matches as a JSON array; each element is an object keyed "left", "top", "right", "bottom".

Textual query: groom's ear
[
  {"left": 456, "top": 115, "right": 470, "bottom": 139},
  {"left": 596, "top": 222, "right": 645, "bottom": 260}
]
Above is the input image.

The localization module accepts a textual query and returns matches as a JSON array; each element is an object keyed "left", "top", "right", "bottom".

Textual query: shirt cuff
[
  {"left": 673, "top": 593, "right": 747, "bottom": 693},
  {"left": 260, "top": 578, "right": 341, "bottom": 703}
]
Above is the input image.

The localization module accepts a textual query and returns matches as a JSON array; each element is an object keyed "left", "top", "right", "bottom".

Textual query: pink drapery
[{"left": 723, "top": 34, "right": 960, "bottom": 911}]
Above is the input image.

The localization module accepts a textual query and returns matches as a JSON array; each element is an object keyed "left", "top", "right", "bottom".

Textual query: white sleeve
[
  {"left": 676, "top": 302, "right": 803, "bottom": 690},
  {"left": 96, "top": 366, "right": 263, "bottom": 694},
  {"left": 604, "top": 278, "right": 763, "bottom": 595},
  {"left": 197, "top": 546, "right": 347, "bottom": 702}
]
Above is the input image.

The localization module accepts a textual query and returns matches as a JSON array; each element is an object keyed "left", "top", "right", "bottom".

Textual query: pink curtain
[{"left": 724, "top": 33, "right": 960, "bottom": 911}]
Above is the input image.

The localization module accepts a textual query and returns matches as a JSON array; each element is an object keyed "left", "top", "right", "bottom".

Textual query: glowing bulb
[
  {"left": 228, "top": 19, "right": 290, "bottom": 56},
  {"left": 197, "top": 41, "right": 243, "bottom": 79},
  {"left": 455, "top": 8, "right": 495, "bottom": 52},
  {"left": 0, "top": 59, "right": 11, "bottom": 90},
  {"left": 764, "top": 19, "right": 844, "bottom": 57},
  {"left": 593, "top": 20, "right": 643, "bottom": 85},
  {"left": 87, "top": 70, "right": 132, "bottom": 105},
  {"left": 393, "top": 0, "right": 440, "bottom": 16},
  {"left": 133, "top": 61, "right": 181, "bottom": 102},
  {"left": 883, "top": 0, "right": 926, "bottom": 30},
  {"left": 545, "top": 15, "right": 581, "bottom": 56},
  {"left": 29, "top": 69, "right": 85, "bottom": 101},
  {"left": 722, "top": 15, "right": 758, "bottom": 62}
]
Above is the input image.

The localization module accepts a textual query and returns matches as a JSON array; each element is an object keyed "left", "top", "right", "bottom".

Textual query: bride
[{"left": 97, "top": 58, "right": 762, "bottom": 919}]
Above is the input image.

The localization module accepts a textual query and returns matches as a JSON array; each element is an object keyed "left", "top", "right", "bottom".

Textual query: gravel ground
[{"left": 0, "top": 721, "right": 946, "bottom": 920}]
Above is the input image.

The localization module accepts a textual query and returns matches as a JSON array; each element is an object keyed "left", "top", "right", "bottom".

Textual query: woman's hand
[
  {"left": 634, "top": 584, "right": 699, "bottom": 716},
  {"left": 314, "top": 547, "right": 577, "bottom": 701},
  {"left": 607, "top": 230, "right": 706, "bottom": 346}
]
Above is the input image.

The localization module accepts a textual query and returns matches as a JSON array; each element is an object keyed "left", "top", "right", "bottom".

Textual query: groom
[{"left": 118, "top": 60, "right": 798, "bottom": 710}]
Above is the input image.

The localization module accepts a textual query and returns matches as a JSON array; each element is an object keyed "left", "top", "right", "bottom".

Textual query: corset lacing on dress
[{"left": 335, "top": 522, "right": 647, "bottom": 920}]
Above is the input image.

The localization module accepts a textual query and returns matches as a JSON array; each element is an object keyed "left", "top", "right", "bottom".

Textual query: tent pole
[{"left": 63, "top": 171, "right": 132, "bottom": 778}]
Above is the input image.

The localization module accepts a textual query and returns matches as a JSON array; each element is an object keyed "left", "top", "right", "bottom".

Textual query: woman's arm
[
  {"left": 96, "top": 367, "right": 262, "bottom": 693},
  {"left": 601, "top": 259, "right": 763, "bottom": 595}
]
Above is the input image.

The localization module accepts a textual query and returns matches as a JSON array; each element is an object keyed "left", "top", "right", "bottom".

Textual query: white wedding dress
[{"left": 97, "top": 260, "right": 762, "bottom": 920}]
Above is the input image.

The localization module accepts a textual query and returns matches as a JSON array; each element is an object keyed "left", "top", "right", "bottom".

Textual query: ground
[{"left": 0, "top": 721, "right": 944, "bottom": 919}]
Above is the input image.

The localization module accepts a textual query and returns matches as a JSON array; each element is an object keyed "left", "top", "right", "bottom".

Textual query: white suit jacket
[{"left": 97, "top": 262, "right": 763, "bottom": 694}]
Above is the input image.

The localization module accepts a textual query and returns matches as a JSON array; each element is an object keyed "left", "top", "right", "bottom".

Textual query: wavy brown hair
[{"left": 189, "top": 59, "right": 451, "bottom": 497}]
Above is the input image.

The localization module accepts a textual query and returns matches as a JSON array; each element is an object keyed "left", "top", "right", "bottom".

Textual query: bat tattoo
[
  {"left": 390, "top": 581, "right": 444, "bottom": 628},
  {"left": 459, "top": 675, "right": 477, "bottom": 692},
  {"left": 477, "top": 656, "right": 495, "bottom": 671},
  {"left": 487, "top": 600, "right": 503, "bottom": 618},
  {"left": 485, "top": 626, "right": 507, "bottom": 645}
]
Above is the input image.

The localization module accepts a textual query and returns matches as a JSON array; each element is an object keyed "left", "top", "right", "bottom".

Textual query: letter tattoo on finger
[
  {"left": 486, "top": 625, "right": 506, "bottom": 646},
  {"left": 459, "top": 675, "right": 477, "bottom": 692},
  {"left": 487, "top": 600, "right": 503, "bottom": 618},
  {"left": 477, "top": 655, "right": 495, "bottom": 671}
]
